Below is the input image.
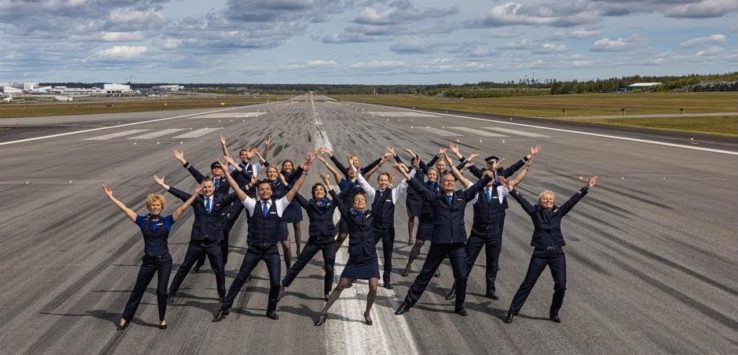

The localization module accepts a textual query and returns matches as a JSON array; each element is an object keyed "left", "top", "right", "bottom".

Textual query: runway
[{"left": 0, "top": 96, "right": 736, "bottom": 354}]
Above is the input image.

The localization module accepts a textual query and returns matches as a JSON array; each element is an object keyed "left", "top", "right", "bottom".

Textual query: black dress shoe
[
  {"left": 503, "top": 312, "right": 514, "bottom": 324},
  {"left": 116, "top": 320, "right": 129, "bottom": 331},
  {"left": 383, "top": 282, "right": 393, "bottom": 290},
  {"left": 455, "top": 308, "right": 468, "bottom": 316},
  {"left": 159, "top": 322, "right": 167, "bottom": 330},
  {"left": 314, "top": 313, "right": 327, "bottom": 326},
  {"left": 549, "top": 314, "right": 561, "bottom": 323},
  {"left": 324, "top": 294, "right": 330, "bottom": 301},
  {"left": 486, "top": 292, "right": 499, "bottom": 300},
  {"left": 266, "top": 311, "right": 279, "bottom": 320},
  {"left": 395, "top": 301, "right": 412, "bottom": 315},
  {"left": 400, "top": 268, "right": 409, "bottom": 277},
  {"left": 212, "top": 309, "right": 229, "bottom": 322},
  {"left": 364, "top": 312, "right": 373, "bottom": 325},
  {"left": 445, "top": 287, "right": 456, "bottom": 300}
]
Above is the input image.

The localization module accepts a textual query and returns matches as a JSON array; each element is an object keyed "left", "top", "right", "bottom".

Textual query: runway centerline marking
[
  {"left": 84, "top": 129, "right": 150, "bottom": 141},
  {"left": 128, "top": 128, "right": 186, "bottom": 139},
  {"left": 482, "top": 126, "right": 549, "bottom": 138},
  {"left": 448, "top": 126, "right": 507, "bottom": 137},
  {"left": 172, "top": 127, "right": 220, "bottom": 139},
  {"left": 418, "top": 126, "right": 462, "bottom": 137},
  {"left": 309, "top": 93, "right": 419, "bottom": 355}
]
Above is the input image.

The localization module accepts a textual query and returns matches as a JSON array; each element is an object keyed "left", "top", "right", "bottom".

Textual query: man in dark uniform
[
  {"left": 445, "top": 145, "right": 541, "bottom": 300},
  {"left": 212, "top": 155, "right": 312, "bottom": 321},
  {"left": 153, "top": 175, "right": 236, "bottom": 304},
  {"left": 173, "top": 148, "right": 242, "bottom": 272},
  {"left": 393, "top": 160, "right": 492, "bottom": 316}
]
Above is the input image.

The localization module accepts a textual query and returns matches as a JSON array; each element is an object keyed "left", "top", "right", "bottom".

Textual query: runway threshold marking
[
  {"left": 84, "top": 129, "right": 150, "bottom": 141},
  {"left": 172, "top": 127, "right": 220, "bottom": 139},
  {"left": 449, "top": 126, "right": 507, "bottom": 137},
  {"left": 128, "top": 128, "right": 186, "bottom": 139},
  {"left": 0, "top": 105, "right": 254, "bottom": 146},
  {"left": 363, "top": 104, "right": 738, "bottom": 156},
  {"left": 309, "top": 94, "right": 420, "bottom": 355}
]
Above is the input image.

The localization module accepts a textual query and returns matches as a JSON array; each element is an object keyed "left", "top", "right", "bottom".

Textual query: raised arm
[
  {"left": 220, "top": 134, "right": 231, "bottom": 160},
  {"left": 318, "top": 154, "right": 342, "bottom": 184},
  {"left": 505, "top": 156, "right": 534, "bottom": 190},
  {"left": 322, "top": 173, "right": 348, "bottom": 218},
  {"left": 173, "top": 185, "right": 201, "bottom": 221},
  {"left": 329, "top": 153, "right": 350, "bottom": 178},
  {"left": 501, "top": 145, "right": 541, "bottom": 178},
  {"left": 508, "top": 189, "right": 536, "bottom": 215},
  {"left": 284, "top": 153, "right": 315, "bottom": 203},
  {"left": 394, "top": 163, "right": 436, "bottom": 202},
  {"left": 390, "top": 163, "right": 415, "bottom": 203},
  {"left": 360, "top": 156, "right": 382, "bottom": 175},
  {"left": 445, "top": 154, "right": 472, "bottom": 188},
  {"left": 154, "top": 175, "right": 190, "bottom": 202},
  {"left": 463, "top": 171, "right": 492, "bottom": 202},
  {"left": 101, "top": 185, "right": 137, "bottom": 222},
  {"left": 355, "top": 170, "right": 376, "bottom": 204},
  {"left": 261, "top": 135, "right": 272, "bottom": 161},
  {"left": 558, "top": 176, "right": 596, "bottom": 217}
]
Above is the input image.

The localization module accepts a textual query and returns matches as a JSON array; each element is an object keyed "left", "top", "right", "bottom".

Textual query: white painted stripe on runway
[
  {"left": 84, "top": 129, "right": 150, "bottom": 141},
  {"left": 367, "top": 111, "right": 437, "bottom": 117},
  {"left": 171, "top": 127, "right": 220, "bottom": 139},
  {"left": 194, "top": 112, "right": 267, "bottom": 119},
  {"left": 482, "top": 126, "right": 549, "bottom": 137},
  {"left": 365, "top": 104, "right": 738, "bottom": 156},
  {"left": 418, "top": 126, "right": 462, "bottom": 137},
  {"left": 0, "top": 105, "right": 255, "bottom": 146},
  {"left": 310, "top": 94, "right": 419, "bottom": 355},
  {"left": 128, "top": 128, "right": 185, "bottom": 139},
  {"left": 448, "top": 126, "right": 507, "bottom": 137}
]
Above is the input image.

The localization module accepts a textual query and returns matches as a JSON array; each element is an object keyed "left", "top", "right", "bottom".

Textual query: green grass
[
  {"left": 0, "top": 95, "right": 287, "bottom": 118},
  {"left": 337, "top": 92, "right": 738, "bottom": 136}
]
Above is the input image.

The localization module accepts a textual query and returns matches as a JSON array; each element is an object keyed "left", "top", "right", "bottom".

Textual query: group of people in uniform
[{"left": 103, "top": 134, "right": 597, "bottom": 330}]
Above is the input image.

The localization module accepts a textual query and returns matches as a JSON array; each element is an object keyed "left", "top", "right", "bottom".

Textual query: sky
[{"left": 0, "top": 0, "right": 736, "bottom": 84}]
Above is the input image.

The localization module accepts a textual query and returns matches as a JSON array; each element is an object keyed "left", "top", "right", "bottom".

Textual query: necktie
[
  {"left": 261, "top": 201, "right": 269, "bottom": 217},
  {"left": 446, "top": 195, "right": 452, "bottom": 206},
  {"left": 205, "top": 198, "right": 211, "bottom": 213},
  {"left": 485, "top": 188, "right": 492, "bottom": 203},
  {"left": 215, "top": 178, "right": 220, "bottom": 189}
]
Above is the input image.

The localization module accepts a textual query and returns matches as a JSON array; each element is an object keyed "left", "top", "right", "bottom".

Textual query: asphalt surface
[{"left": 0, "top": 96, "right": 736, "bottom": 355}]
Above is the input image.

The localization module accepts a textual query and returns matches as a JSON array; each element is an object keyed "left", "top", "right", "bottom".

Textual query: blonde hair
[
  {"left": 145, "top": 193, "right": 166, "bottom": 211},
  {"left": 537, "top": 190, "right": 555, "bottom": 205}
]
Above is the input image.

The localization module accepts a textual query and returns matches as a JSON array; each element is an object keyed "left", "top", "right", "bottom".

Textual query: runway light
[
  {"left": 479, "top": 140, "right": 483, "bottom": 143},
  {"left": 502, "top": 140, "right": 506, "bottom": 143},
  {"left": 25, "top": 181, "right": 29, "bottom": 185},
  {"left": 579, "top": 176, "right": 583, "bottom": 180},
  {"left": 410, "top": 125, "right": 414, "bottom": 128},
  {"left": 156, "top": 141, "right": 160, "bottom": 145},
  {"left": 621, "top": 177, "right": 625, "bottom": 180},
  {"left": 180, "top": 141, "right": 184, "bottom": 144},
  {"left": 68, "top": 180, "right": 73, "bottom": 184},
  {"left": 133, "top": 142, "right": 137, "bottom": 145}
]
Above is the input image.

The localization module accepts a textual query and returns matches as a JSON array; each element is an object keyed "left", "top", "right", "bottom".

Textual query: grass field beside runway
[
  {"left": 337, "top": 92, "right": 738, "bottom": 136},
  {"left": 0, "top": 95, "right": 287, "bottom": 118}
]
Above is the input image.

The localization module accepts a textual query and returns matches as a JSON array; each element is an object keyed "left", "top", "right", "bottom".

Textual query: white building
[
  {"left": 1, "top": 86, "right": 23, "bottom": 95},
  {"left": 154, "top": 84, "right": 183, "bottom": 91},
  {"left": 103, "top": 83, "right": 132, "bottom": 94}
]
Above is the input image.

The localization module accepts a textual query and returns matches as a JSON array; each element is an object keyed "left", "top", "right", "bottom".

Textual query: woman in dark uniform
[
  {"left": 401, "top": 166, "right": 441, "bottom": 277},
  {"left": 101, "top": 183, "right": 198, "bottom": 330},
  {"left": 279, "top": 177, "right": 339, "bottom": 301},
  {"left": 503, "top": 176, "right": 598, "bottom": 324},
  {"left": 314, "top": 173, "right": 380, "bottom": 326},
  {"left": 280, "top": 159, "right": 304, "bottom": 255}
]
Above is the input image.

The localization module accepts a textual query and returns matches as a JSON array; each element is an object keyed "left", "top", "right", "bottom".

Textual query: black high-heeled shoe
[
  {"left": 116, "top": 319, "right": 128, "bottom": 331},
  {"left": 314, "top": 313, "right": 328, "bottom": 326},
  {"left": 363, "top": 312, "right": 373, "bottom": 326},
  {"left": 159, "top": 321, "right": 168, "bottom": 329}
]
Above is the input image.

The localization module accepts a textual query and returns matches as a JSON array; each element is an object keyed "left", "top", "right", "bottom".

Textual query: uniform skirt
[
  {"left": 281, "top": 200, "right": 303, "bottom": 223},
  {"left": 405, "top": 199, "right": 423, "bottom": 218},
  {"left": 341, "top": 255, "right": 380, "bottom": 280},
  {"left": 415, "top": 222, "right": 434, "bottom": 241}
]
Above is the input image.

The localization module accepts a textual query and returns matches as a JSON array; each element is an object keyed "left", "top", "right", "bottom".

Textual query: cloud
[
  {"left": 534, "top": 42, "right": 567, "bottom": 54},
  {"left": 98, "top": 31, "right": 144, "bottom": 41},
  {"left": 390, "top": 38, "right": 434, "bottom": 54},
  {"left": 696, "top": 45, "right": 725, "bottom": 57},
  {"left": 354, "top": 2, "right": 458, "bottom": 26},
  {"left": 307, "top": 59, "right": 337, "bottom": 67},
  {"left": 666, "top": 0, "right": 738, "bottom": 18},
  {"left": 97, "top": 46, "right": 148, "bottom": 59},
  {"left": 225, "top": 0, "right": 348, "bottom": 23},
  {"left": 468, "top": 2, "right": 597, "bottom": 28},
  {"left": 591, "top": 35, "right": 643, "bottom": 52},
  {"left": 350, "top": 60, "right": 405, "bottom": 69},
  {"left": 680, "top": 33, "right": 727, "bottom": 48}
]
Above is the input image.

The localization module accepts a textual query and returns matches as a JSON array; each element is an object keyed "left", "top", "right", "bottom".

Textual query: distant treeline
[{"left": 41, "top": 72, "right": 737, "bottom": 98}]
